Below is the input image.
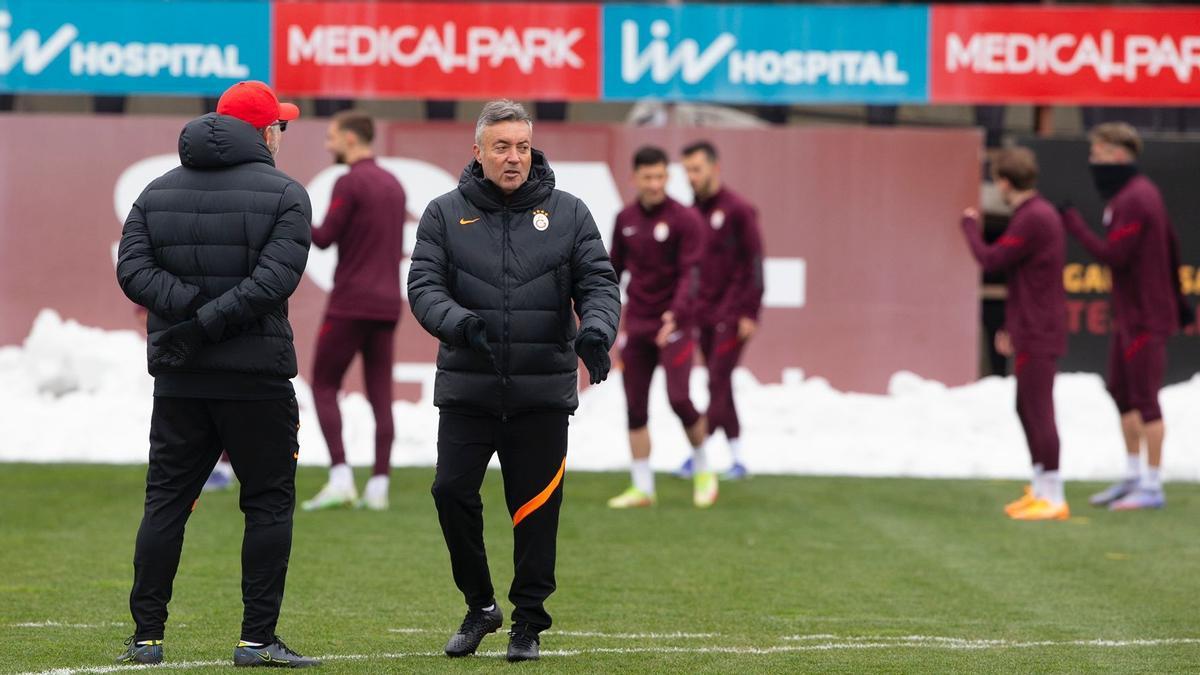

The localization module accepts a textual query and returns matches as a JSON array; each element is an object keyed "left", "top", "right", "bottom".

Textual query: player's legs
[
  {"left": 359, "top": 320, "right": 398, "bottom": 509},
  {"left": 1112, "top": 335, "right": 1167, "bottom": 510},
  {"left": 431, "top": 411, "right": 499, "bottom": 611},
  {"left": 212, "top": 397, "right": 300, "bottom": 645},
  {"left": 610, "top": 334, "right": 656, "bottom": 507},
  {"left": 497, "top": 412, "right": 569, "bottom": 636},
  {"left": 305, "top": 317, "right": 367, "bottom": 510},
  {"left": 1010, "top": 355, "right": 1068, "bottom": 520},
  {"left": 1091, "top": 334, "right": 1142, "bottom": 507},
  {"left": 129, "top": 397, "right": 223, "bottom": 642},
  {"left": 1007, "top": 354, "right": 1042, "bottom": 515}
]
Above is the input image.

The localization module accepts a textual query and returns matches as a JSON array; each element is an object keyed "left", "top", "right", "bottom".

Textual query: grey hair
[{"left": 475, "top": 99, "right": 533, "bottom": 145}]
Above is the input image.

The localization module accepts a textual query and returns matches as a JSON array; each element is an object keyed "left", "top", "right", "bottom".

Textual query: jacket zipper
[{"left": 500, "top": 207, "right": 512, "bottom": 421}]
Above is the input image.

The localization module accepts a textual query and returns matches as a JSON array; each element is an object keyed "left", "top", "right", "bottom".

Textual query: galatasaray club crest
[
  {"left": 653, "top": 222, "right": 670, "bottom": 242},
  {"left": 532, "top": 209, "right": 550, "bottom": 231},
  {"left": 710, "top": 209, "right": 725, "bottom": 230}
]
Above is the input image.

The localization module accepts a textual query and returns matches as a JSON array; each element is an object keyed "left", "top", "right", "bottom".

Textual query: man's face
[
  {"left": 682, "top": 152, "right": 717, "bottom": 198},
  {"left": 473, "top": 120, "right": 532, "bottom": 194},
  {"left": 263, "top": 124, "right": 282, "bottom": 157},
  {"left": 633, "top": 162, "right": 668, "bottom": 208},
  {"left": 1089, "top": 140, "right": 1132, "bottom": 165},
  {"left": 325, "top": 121, "right": 350, "bottom": 164}
]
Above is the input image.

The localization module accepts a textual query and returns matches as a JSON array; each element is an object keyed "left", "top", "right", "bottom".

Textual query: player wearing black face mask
[{"left": 1060, "top": 122, "right": 1191, "bottom": 512}]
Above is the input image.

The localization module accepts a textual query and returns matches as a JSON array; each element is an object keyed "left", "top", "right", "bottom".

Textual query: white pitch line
[
  {"left": 386, "top": 627, "right": 722, "bottom": 639},
  {"left": 23, "top": 637, "right": 1200, "bottom": 674},
  {"left": 10, "top": 622, "right": 126, "bottom": 629}
]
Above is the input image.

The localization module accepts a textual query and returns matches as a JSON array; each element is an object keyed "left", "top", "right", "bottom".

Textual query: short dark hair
[
  {"left": 993, "top": 146, "right": 1038, "bottom": 191},
  {"left": 681, "top": 140, "right": 718, "bottom": 162},
  {"left": 1090, "top": 122, "right": 1142, "bottom": 158},
  {"left": 332, "top": 110, "right": 375, "bottom": 144},
  {"left": 633, "top": 145, "right": 668, "bottom": 170}
]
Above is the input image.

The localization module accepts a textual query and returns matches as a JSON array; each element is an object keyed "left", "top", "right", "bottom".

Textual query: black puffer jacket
[
  {"left": 116, "top": 113, "right": 312, "bottom": 389},
  {"left": 407, "top": 150, "right": 620, "bottom": 417}
]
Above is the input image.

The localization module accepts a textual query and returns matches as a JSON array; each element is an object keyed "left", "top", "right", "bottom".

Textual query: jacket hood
[
  {"left": 458, "top": 148, "right": 554, "bottom": 212},
  {"left": 178, "top": 113, "right": 275, "bottom": 170}
]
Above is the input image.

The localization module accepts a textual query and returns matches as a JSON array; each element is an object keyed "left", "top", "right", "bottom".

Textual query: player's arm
[
  {"left": 193, "top": 181, "right": 312, "bottom": 342},
  {"left": 960, "top": 208, "right": 1036, "bottom": 273},
  {"left": 668, "top": 210, "right": 704, "bottom": 326},
  {"left": 407, "top": 202, "right": 479, "bottom": 347},
  {"left": 116, "top": 191, "right": 206, "bottom": 322},
  {"left": 608, "top": 213, "right": 627, "bottom": 281},
  {"left": 1061, "top": 206, "right": 1141, "bottom": 270},
  {"left": 716, "top": 204, "right": 765, "bottom": 325},
  {"left": 311, "top": 174, "right": 354, "bottom": 249}
]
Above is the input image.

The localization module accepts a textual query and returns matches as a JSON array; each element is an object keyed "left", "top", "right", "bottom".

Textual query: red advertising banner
[
  {"left": 272, "top": 1, "right": 601, "bottom": 100},
  {"left": 931, "top": 6, "right": 1200, "bottom": 104}
]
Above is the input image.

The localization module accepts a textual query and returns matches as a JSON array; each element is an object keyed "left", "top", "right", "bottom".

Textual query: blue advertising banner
[
  {"left": 602, "top": 4, "right": 930, "bottom": 104},
  {"left": 0, "top": 0, "right": 270, "bottom": 95}
]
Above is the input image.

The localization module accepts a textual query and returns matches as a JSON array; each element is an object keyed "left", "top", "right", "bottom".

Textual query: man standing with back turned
[
  {"left": 1062, "top": 122, "right": 1190, "bottom": 511},
  {"left": 303, "top": 110, "right": 408, "bottom": 512},
  {"left": 408, "top": 100, "right": 620, "bottom": 661},
  {"left": 115, "top": 81, "right": 318, "bottom": 667}
]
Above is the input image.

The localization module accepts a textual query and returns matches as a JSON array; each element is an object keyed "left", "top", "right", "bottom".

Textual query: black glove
[
  {"left": 149, "top": 319, "right": 207, "bottom": 369},
  {"left": 574, "top": 329, "right": 611, "bottom": 385},
  {"left": 462, "top": 316, "right": 493, "bottom": 358}
]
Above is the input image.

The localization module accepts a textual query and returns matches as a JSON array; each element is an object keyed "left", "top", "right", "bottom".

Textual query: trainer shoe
[
  {"left": 1109, "top": 487, "right": 1165, "bottom": 511},
  {"left": 606, "top": 486, "right": 656, "bottom": 509},
  {"left": 1010, "top": 499, "right": 1070, "bottom": 521},
  {"left": 203, "top": 469, "right": 233, "bottom": 493},
  {"left": 723, "top": 462, "right": 749, "bottom": 481},
  {"left": 674, "top": 457, "right": 694, "bottom": 479},
  {"left": 444, "top": 605, "right": 503, "bottom": 657},
  {"left": 356, "top": 475, "right": 389, "bottom": 511},
  {"left": 1004, "top": 485, "right": 1037, "bottom": 516},
  {"left": 694, "top": 471, "right": 719, "bottom": 508},
  {"left": 301, "top": 482, "right": 357, "bottom": 512},
  {"left": 1089, "top": 477, "right": 1139, "bottom": 507},
  {"left": 116, "top": 636, "right": 162, "bottom": 664},
  {"left": 506, "top": 628, "right": 540, "bottom": 662},
  {"left": 233, "top": 636, "right": 320, "bottom": 667}
]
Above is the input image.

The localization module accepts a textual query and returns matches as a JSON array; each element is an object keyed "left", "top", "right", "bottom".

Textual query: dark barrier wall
[
  {"left": 1020, "top": 137, "right": 1200, "bottom": 384},
  {"left": 0, "top": 115, "right": 981, "bottom": 395}
]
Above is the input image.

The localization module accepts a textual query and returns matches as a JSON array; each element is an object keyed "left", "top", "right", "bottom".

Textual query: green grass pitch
[{"left": 1, "top": 464, "right": 1197, "bottom": 673}]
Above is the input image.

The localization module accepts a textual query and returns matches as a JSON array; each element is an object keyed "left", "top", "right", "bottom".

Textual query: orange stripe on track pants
[{"left": 512, "top": 457, "right": 566, "bottom": 527}]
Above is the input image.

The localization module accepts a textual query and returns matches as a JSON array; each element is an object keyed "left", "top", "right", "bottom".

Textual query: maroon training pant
[
  {"left": 700, "top": 323, "right": 745, "bottom": 441},
  {"left": 620, "top": 331, "right": 701, "bottom": 431},
  {"left": 1014, "top": 353, "right": 1060, "bottom": 472},
  {"left": 1106, "top": 331, "right": 1166, "bottom": 423},
  {"left": 312, "top": 316, "right": 396, "bottom": 476}
]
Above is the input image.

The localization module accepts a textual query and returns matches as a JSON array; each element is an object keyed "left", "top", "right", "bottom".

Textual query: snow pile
[{"left": 2, "top": 310, "right": 1198, "bottom": 482}]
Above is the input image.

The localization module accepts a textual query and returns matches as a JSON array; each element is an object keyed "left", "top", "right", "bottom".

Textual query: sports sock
[
  {"left": 728, "top": 438, "right": 744, "bottom": 465},
  {"left": 330, "top": 463, "right": 354, "bottom": 491},
  {"left": 1043, "top": 470, "right": 1064, "bottom": 505},
  {"left": 694, "top": 437, "right": 715, "bottom": 475},
  {"left": 1031, "top": 463, "right": 1044, "bottom": 498},
  {"left": 631, "top": 459, "right": 654, "bottom": 496},
  {"left": 1141, "top": 467, "right": 1162, "bottom": 491},
  {"left": 1125, "top": 454, "right": 1141, "bottom": 481}
]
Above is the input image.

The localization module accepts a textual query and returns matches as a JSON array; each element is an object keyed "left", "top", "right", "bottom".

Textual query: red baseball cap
[{"left": 216, "top": 80, "right": 300, "bottom": 129}]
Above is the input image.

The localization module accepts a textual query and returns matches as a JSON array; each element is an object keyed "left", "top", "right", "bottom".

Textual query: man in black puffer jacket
[
  {"left": 408, "top": 100, "right": 620, "bottom": 662},
  {"left": 114, "top": 81, "right": 318, "bottom": 668}
]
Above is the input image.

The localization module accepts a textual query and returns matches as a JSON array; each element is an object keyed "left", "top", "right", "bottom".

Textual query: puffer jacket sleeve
[
  {"left": 569, "top": 199, "right": 621, "bottom": 347},
  {"left": 116, "top": 190, "right": 204, "bottom": 322},
  {"left": 407, "top": 200, "right": 476, "bottom": 346},
  {"left": 194, "top": 181, "right": 312, "bottom": 341}
]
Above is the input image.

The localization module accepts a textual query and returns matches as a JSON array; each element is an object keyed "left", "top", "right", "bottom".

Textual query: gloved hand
[
  {"left": 150, "top": 319, "right": 207, "bottom": 369},
  {"left": 1180, "top": 300, "right": 1197, "bottom": 331},
  {"left": 462, "top": 316, "right": 493, "bottom": 358},
  {"left": 574, "top": 329, "right": 611, "bottom": 385}
]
